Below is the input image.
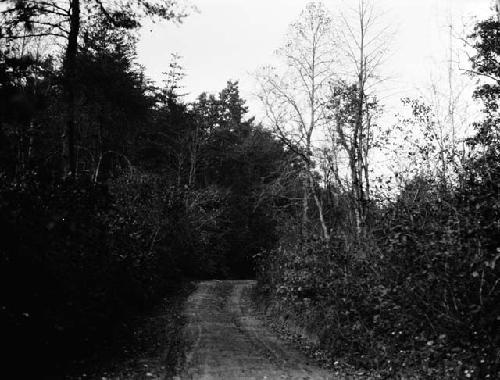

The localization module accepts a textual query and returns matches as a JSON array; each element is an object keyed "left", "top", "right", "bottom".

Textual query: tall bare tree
[
  {"left": 328, "top": 0, "right": 390, "bottom": 235},
  {"left": 257, "top": 1, "right": 337, "bottom": 241},
  {"left": 395, "top": 12, "right": 476, "bottom": 188}
]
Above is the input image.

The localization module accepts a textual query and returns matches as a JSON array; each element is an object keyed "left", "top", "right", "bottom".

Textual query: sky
[{"left": 136, "top": 0, "right": 493, "bottom": 120}]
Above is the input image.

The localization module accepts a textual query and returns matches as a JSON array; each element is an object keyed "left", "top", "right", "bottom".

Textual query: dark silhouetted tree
[{"left": 1, "top": 0, "right": 190, "bottom": 177}]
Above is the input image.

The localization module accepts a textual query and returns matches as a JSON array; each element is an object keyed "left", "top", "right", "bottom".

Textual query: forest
[{"left": 0, "top": 0, "right": 499, "bottom": 378}]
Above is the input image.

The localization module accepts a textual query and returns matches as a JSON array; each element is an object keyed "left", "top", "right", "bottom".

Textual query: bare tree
[
  {"left": 327, "top": 0, "right": 390, "bottom": 235},
  {"left": 256, "top": 2, "right": 337, "bottom": 241},
  {"left": 402, "top": 12, "right": 477, "bottom": 187}
]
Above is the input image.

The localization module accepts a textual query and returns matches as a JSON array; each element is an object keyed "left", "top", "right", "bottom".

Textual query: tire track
[{"left": 177, "top": 280, "right": 335, "bottom": 380}]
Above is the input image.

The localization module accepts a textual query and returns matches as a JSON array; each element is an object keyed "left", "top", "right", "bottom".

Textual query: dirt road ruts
[{"left": 177, "top": 280, "right": 334, "bottom": 380}]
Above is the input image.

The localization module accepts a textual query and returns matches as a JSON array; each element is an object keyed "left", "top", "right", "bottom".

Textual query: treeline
[
  {"left": 255, "top": 4, "right": 500, "bottom": 379},
  {"left": 0, "top": 2, "right": 288, "bottom": 375},
  {"left": 1, "top": 0, "right": 499, "bottom": 378}
]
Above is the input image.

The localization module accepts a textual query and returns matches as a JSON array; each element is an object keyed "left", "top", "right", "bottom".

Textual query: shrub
[
  {"left": 257, "top": 173, "right": 500, "bottom": 378},
  {"left": 0, "top": 172, "right": 191, "bottom": 374}
]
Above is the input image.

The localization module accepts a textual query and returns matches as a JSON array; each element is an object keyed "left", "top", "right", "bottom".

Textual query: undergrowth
[{"left": 257, "top": 175, "right": 500, "bottom": 379}]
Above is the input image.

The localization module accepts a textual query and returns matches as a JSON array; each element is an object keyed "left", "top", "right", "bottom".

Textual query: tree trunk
[
  {"left": 188, "top": 125, "right": 199, "bottom": 189},
  {"left": 177, "top": 153, "right": 183, "bottom": 188},
  {"left": 350, "top": 155, "right": 363, "bottom": 235},
  {"left": 355, "top": 3, "right": 368, "bottom": 236},
  {"left": 27, "top": 120, "right": 35, "bottom": 165},
  {"left": 307, "top": 171, "right": 330, "bottom": 241},
  {"left": 62, "top": 0, "right": 80, "bottom": 179},
  {"left": 363, "top": 159, "right": 370, "bottom": 203},
  {"left": 302, "top": 177, "right": 309, "bottom": 234}
]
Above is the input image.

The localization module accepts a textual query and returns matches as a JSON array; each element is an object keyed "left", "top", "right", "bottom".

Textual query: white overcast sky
[{"left": 137, "top": 0, "right": 493, "bottom": 118}]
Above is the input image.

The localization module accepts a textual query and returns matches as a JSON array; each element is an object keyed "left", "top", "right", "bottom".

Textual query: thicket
[
  {"left": 256, "top": 14, "right": 500, "bottom": 380},
  {"left": 2, "top": 1, "right": 499, "bottom": 378},
  {"left": 258, "top": 170, "right": 500, "bottom": 377},
  {"left": 0, "top": 8, "right": 287, "bottom": 375}
]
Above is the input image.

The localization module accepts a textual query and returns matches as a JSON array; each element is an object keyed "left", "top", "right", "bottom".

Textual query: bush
[
  {"left": 0, "top": 171, "right": 224, "bottom": 375},
  {"left": 257, "top": 173, "right": 500, "bottom": 378},
  {"left": 0, "top": 175, "right": 115, "bottom": 373}
]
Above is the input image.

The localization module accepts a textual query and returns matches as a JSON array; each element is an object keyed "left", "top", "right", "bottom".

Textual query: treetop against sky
[{"left": 137, "top": 0, "right": 492, "bottom": 118}]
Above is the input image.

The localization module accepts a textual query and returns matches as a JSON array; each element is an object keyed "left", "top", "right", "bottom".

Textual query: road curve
[{"left": 177, "top": 280, "right": 335, "bottom": 380}]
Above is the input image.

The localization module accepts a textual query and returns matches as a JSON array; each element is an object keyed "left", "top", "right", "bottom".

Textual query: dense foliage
[
  {"left": 256, "top": 14, "right": 500, "bottom": 380},
  {"left": 1, "top": 1, "right": 499, "bottom": 378},
  {"left": 0, "top": 10, "right": 287, "bottom": 375}
]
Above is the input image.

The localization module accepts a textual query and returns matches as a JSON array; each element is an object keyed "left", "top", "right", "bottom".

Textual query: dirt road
[{"left": 178, "top": 280, "right": 335, "bottom": 380}]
